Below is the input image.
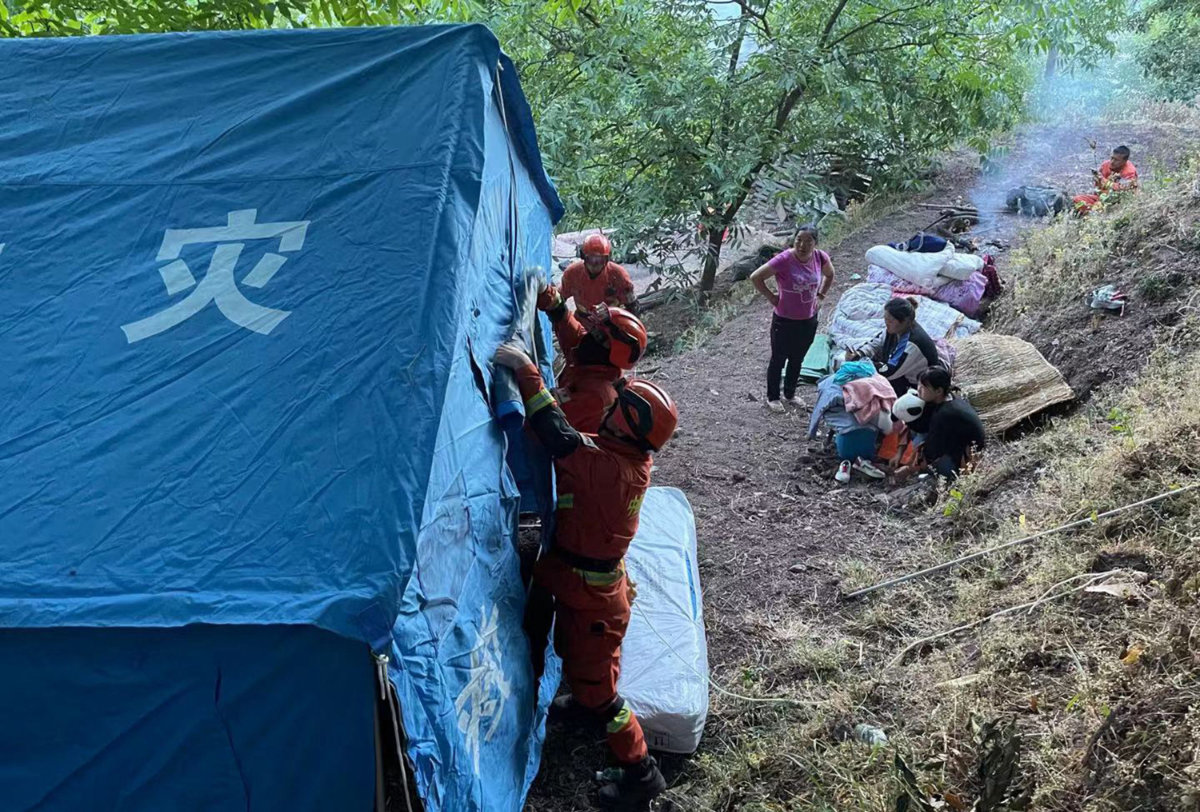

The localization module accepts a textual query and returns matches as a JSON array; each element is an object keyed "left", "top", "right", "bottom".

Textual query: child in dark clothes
[{"left": 909, "top": 367, "right": 986, "bottom": 481}]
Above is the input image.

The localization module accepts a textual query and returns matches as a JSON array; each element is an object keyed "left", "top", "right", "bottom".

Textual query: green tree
[
  {"left": 3, "top": 0, "right": 1129, "bottom": 296},
  {"left": 0, "top": 0, "right": 464, "bottom": 36},
  {"left": 1136, "top": 0, "right": 1200, "bottom": 103},
  {"left": 495, "top": 0, "right": 1126, "bottom": 293}
]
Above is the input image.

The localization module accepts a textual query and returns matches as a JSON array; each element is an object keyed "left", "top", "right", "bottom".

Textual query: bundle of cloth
[
  {"left": 830, "top": 283, "right": 982, "bottom": 352},
  {"left": 807, "top": 368, "right": 897, "bottom": 441},
  {"left": 867, "top": 265, "right": 987, "bottom": 316},
  {"left": 864, "top": 242, "right": 990, "bottom": 316}
]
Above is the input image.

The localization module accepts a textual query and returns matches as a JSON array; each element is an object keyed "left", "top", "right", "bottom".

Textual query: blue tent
[{"left": 0, "top": 24, "right": 563, "bottom": 811}]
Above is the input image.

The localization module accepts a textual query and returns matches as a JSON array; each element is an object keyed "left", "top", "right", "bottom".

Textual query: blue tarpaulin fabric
[
  {"left": 0, "top": 24, "right": 561, "bottom": 811},
  {"left": 0, "top": 625, "right": 377, "bottom": 811}
]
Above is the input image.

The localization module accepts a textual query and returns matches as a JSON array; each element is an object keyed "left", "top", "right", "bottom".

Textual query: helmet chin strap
[
  {"left": 615, "top": 390, "right": 655, "bottom": 451},
  {"left": 596, "top": 395, "right": 638, "bottom": 446}
]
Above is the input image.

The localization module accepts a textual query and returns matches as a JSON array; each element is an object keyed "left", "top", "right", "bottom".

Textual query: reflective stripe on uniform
[
  {"left": 571, "top": 559, "right": 624, "bottom": 586},
  {"left": 606, "top": 702, "right": 634, "bottom": 734},
  {"left": 525, "top": 387, "right": 555, "bottom": 415},
  {"left": 574, "top": 567, "right": 623, "bottom": 586}
]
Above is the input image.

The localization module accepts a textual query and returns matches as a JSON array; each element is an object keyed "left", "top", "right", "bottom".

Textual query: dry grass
[
  {"left": 1006, "top": 157, "right": 1200, "bottom": 317},
  {"left": 671, "top": 285, "right": 757, "bottom": 355},
  {"left": 665, "top": 161, "right": 1200, "bottom": 811}
]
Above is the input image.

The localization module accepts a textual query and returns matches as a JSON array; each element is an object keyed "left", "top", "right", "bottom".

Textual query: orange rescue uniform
[
  {"left": 539, "top": 285, "right": 622, "bottom": 433},
  {"left": 516, "top": 362, "right": 651, "bottom": 765},
  {"left": 561, "top": 259, "right": 636, "bottom": 311},
  {"left": 1074, "top": 159, "right": 1138, "bottom": 214}
]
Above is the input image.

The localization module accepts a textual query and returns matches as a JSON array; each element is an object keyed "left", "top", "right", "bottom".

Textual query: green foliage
[
  {"left": 1137, "top": 269, "right": 1186, "bottom": 303},
  {"left": 491, "top": 0, "right": 1128, "bottom": 290},
  {"left": 1135, "top": 0, "right": 1200, "bottom": 103},
  {"left": 0, "top": 0, "right": 463, "bottom": 36},
  {"left": 1, "top": 0, "right": 1131, "bottom": 294}
]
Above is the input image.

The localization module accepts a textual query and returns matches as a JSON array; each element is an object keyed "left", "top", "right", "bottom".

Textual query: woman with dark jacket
[{"left": 852, "top": 297, "right": 941, "bottom": 396}]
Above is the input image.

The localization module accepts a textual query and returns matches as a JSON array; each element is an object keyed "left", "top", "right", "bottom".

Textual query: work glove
[
  {"left": 536, "top": 284, "right": 563, "bottom": 313},
  {"left": 581, "top": 303, "right": 610, "bottom": 338},
  {"left": 626, "top": 573, "right": 638, "bottom": 605},
  {"left": 494, "top": 340, "right": 534, "bottom": 371}
]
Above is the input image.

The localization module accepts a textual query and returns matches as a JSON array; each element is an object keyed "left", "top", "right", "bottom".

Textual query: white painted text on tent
[
  {"left": 121, "top": 209, "right": 310, "bottom": 344},
  {"left": 454, "top": 604, "right": 513, "bottom": 772}
]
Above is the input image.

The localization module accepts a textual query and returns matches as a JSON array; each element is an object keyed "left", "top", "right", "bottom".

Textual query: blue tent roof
[
  {"left": 0, "top": 24, "right": 563, "bottom": 811},
  {"left": 0, "top": 23, "right": 559, "bottom": 638}
]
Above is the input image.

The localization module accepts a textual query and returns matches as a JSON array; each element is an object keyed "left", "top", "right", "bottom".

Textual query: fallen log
[
  {"left": 917, "top": 202, "right": 980, "bottom": 212},
  {"left": 637, "top": 288, "right": 679, "bottom": 311}
]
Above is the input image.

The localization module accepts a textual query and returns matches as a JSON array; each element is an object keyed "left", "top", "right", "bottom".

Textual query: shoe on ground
[
  {"left": 835, "top": 460, "right": 852, "bottom": 484},
  {"left": 766, "top": 400, "right": 785, "bottom": 414},
  {"left": 548, "top": 694, "right": 603, "bottom": 730},
  {"left": 597, "top": 756, "right": 667, "bottom": 810},
  {"left": 853, "top": 457, "right": 886, "bottom": 480},
  {"left": 784, "top": 395, "right": 804, "bottom": 408}
]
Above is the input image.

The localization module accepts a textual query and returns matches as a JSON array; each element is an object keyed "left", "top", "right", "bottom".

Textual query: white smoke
[{"left": 967, "top": 41, "right": 1143, "bottom": 234}]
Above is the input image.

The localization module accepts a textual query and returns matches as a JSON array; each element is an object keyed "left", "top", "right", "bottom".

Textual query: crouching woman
[{"left": 852, "top": 297, "right": 940, "bottom": 396}]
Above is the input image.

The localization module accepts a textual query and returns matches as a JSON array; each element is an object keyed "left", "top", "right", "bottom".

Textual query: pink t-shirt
[{"left": 768, "top": 248, "right": 826, "bottom": 320}]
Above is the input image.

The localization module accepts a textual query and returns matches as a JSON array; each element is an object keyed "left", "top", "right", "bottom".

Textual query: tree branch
[
  {"left": 824, "top": 1, "right": 928, "bottom": 52},
  {"left": 840, "top": 37, "right": 942, "bottom": 60},
  {"left": 819, "top": 0, "right": 852, "bottom": 47},
  {"left": 773, "top": 84, "right": 806, "bottom": 131}
]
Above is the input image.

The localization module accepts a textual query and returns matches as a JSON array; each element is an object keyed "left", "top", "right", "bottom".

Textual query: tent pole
[{"left": 374, "top": 704, "right": 387, "bottom": 812}]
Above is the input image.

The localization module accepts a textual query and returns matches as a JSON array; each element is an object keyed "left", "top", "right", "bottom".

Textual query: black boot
[
  {"left": 548, "top": 694, "right": 605, "bottom": 731},
  {"left": 596, "top": 756, "right": 666, "bottom": 810}
]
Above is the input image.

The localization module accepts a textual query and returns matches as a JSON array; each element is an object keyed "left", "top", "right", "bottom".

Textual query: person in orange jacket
[
  {"left": 1074, "top": 145, "right": 1139, "bottom": 215},
  {"left": 562, "top": 233, "right": 639, "bottom": 313},
  {"left": 493, "top": 340, "right": 678, "bottom": 810},
  {"left": 537, "top": 282, "right": 648, "bottom": 433}
]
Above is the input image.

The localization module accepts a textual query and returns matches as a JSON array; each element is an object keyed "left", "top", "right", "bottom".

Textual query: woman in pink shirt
[{"left": 750, "top": 225, "right": 835, "bottom": 412}]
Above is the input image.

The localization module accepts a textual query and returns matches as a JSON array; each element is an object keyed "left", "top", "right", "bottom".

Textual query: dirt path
[
  {"left": 525, "top": 121, "right": 1199, "bottom": 810},
  {"left": 644, "top": 121, "right": 1199, "bottom": 665},
  {"left": 642, "top": 168, "right": 975, "bottom": 664}
]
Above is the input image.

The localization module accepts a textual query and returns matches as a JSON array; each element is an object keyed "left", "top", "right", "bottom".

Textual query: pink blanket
[
  {"left": 867, "top": 264, "right": 988, "bottom": 317},
  {"left": 843, "top": 374, "right": 897, "bottom": 425}
]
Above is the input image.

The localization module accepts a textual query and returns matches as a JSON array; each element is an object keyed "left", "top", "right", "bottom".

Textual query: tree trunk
[
  {"left": 1044, "top": 45, "right": 1059, "bottom": 79},
  {"left": 697, "top": 221, "right": 728, "bottom": 297}
]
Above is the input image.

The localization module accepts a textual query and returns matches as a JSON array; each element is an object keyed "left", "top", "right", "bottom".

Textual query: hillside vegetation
[{"left": 663, "top": 157, "right": 1200, "bottom": 811}]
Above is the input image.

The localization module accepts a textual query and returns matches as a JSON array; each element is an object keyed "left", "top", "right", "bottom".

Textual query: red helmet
[
  {"left": 603, "top": 307, "right": 647, "bottom": 369},
  {"left": 608, "top": 378, "right": 678, "bottom": 451},
  {"left": 581, "top": 233, "right": 612, "bottom": 259}
]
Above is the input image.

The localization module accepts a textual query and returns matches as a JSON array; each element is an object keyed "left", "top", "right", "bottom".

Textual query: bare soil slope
[{"left": 525, "top": 119, "right": 1200, "bottom": 811}]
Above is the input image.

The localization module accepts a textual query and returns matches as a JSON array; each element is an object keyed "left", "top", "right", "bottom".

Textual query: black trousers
[
  {"left": 888, "top": 375, "right": 912, "bottom": 397},
  {"left": 931, "top": 454, "right": 960, "bottom": 481},
  {"left": 767, "top": 313, "right": 818, "bottom": 401}
]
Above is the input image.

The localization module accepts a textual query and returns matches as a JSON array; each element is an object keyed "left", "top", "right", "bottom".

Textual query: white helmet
[{"left": 892, "top": 389, "right": 926, "bottom": 424}]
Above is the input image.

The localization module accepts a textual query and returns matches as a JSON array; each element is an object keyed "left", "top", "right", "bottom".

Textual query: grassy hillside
[{"left": 666, "top": 157, "right": 1200, "bottom": 812}]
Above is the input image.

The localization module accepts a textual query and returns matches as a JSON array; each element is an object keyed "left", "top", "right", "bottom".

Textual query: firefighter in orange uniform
[
  {"left": 537, "top": 283, "right": 647, "bottom": 433},
  {"left": 493, "top": 340, "right": 678, "bottom": 810},
  {"left": 1074, "top": 145, "right": 1139, "bottom": 214},
  {"left": 561, "top": 233, "right": 638, "bottom": 313}
]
